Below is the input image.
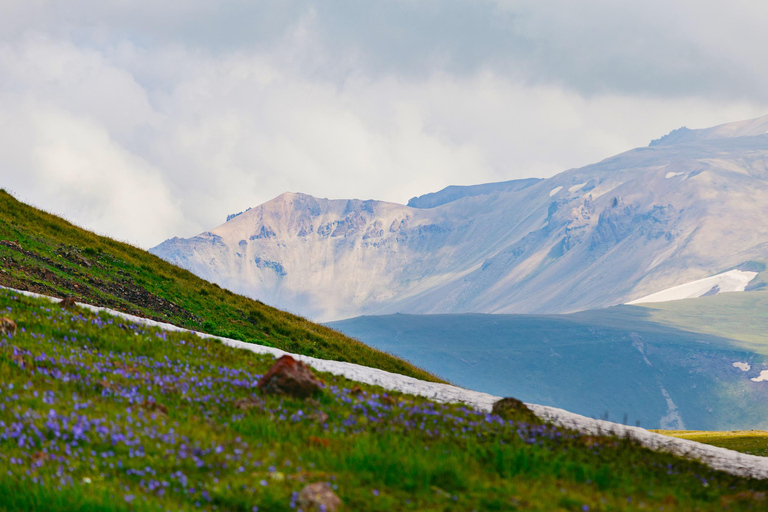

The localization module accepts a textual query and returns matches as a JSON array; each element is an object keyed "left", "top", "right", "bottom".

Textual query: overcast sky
[{"left": 1, "top": 1, "right": 767, "bottom": 248}]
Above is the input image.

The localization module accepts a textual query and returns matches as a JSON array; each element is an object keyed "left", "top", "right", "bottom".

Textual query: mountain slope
[
  {"left": 0, "top": 190, "right": 439, "bottom": 382},
  {"left": 151, "top": 115, "right": 768, "bottom": 321},
  {"left": 329, "top": 290, "right": 768, "bottom": 431},
  {"left": 7, "top": 289, "right": 768, "bottom": 511}
]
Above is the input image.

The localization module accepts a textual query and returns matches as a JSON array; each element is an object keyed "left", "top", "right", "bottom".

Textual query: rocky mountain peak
[{"left": 151, "top": 115, "right": 768, "bottom": 321}]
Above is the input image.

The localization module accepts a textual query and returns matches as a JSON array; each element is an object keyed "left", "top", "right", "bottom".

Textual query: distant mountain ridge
[
  {"left": 650, "top": 114, "right": 768, "bottom": 146},
  {"left": 407, "top": 178, "right": 541, "bottom": 209},
  {"left": 151, "top": 115, "right": 768, "bottom": 321}
]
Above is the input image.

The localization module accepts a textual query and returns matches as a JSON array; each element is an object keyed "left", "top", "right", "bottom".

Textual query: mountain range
[{"left": 151, "top": 115, "right": 768, "bottom": 322}]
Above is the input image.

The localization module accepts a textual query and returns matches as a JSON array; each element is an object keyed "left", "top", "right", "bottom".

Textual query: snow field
[
  {"left": 627, "top": 269, "right": 758, "bottom": 305},
  {"left": 549, "top": 186, "right": 563, "bottom": 197}
]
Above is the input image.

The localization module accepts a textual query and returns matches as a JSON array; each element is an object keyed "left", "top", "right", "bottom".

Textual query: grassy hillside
[
  {"left": 3, "top": 289, "right": 768, "bottom": 511},
  {"left": 636, "top": 291, "right": 768, "bottom": 355},
  {"left": 0, "top": 190, "right": 438, "bottom": 382}
]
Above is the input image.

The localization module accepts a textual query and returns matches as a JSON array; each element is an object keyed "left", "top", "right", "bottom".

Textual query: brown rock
[
  {"left": 308, "top": 410, "right": 329, "bottom": 424},
  {"left": 492, "top": 397, "right": 540, "bottom": 423},
  {"left": 31, "top": 451, "right": 50, "bottom": 465},
  {"left": 0, "top": 317, "right": 17, "bottom": 337},
  {"left": 234, "top": 396, "right": 265, "bottom": 410},
  {"left": 308, "top": 436, "right": 330, "bottom": 448},
  {"left": 257, "top": 355, "right": 323, "bottom": 398},
  {"left": 298, "top": 482, "right": 342, "bottom": 512},
  {"left": 59, "top": 297, "right": 77, "bottom": 309},
  {"left": 140, "top": 400, "right": 168, "bottom": 416}
]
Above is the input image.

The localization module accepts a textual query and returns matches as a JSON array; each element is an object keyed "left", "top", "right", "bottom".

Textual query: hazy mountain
[{"left": 151, "top": 115, "right": 768, "bottom": 321}]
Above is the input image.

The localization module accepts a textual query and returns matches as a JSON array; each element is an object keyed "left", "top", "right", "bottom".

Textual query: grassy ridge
[
  {"left": 636, "top": 292, "right": 768, "bottom": 355},
  {"left": 0, "top": 190, "right": 439, "bottom": 382},
  {"left": 3, "top": 289, "right": 768, "bottom": 511},
  {"left": 654, "top": 431, "right": 768, "bottom": 458},
  {"left": 329, "top": 307, "right": 768, "bottom": 430}
]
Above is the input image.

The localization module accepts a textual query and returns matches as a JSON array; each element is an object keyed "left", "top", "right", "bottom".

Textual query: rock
[
  {"left": 59, "top": 297, "right": 77, "bottom": 309},
  {"left": 257, "top": 355, "right": 323, "bottom": 398},
  {"left": 0, "top": 317, "right": 16, "bottom": 337},
  {"left": 308, "top": 410, "right": 329, "bottom": 424},
  {"left": 297, "top": 482, "right": 342, "bottom": 512},
  {"left": 492, "top": 397, "right": 540, "bottom": 423},
  {"left": 234, "top": 396, "right": 265, "bottom": 410},
  {"left": 140, "top": 400, "right": 168, "bottom": 416}
]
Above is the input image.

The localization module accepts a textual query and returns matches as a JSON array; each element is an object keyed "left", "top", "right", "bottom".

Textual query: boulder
[
  {"left": 59, "top": 297, "right": 77, "bottom": 309},
  {"left": 308, "top": 410, "right": 329, "bottom": 424},
  {"left": 492, "top": 397, "right": 540, "bottom": 423},
  {"left": 298, "top": 482, "right": 342, "bottom": 512},
  {"left": 234, "top": 396, "right": 265, "bottom": 410},
  {"left": 0, "top": 317, "right": 17, "bottom": 337},
  {"left": 257, "top": 355, "right": 323, "bottom": 398}
]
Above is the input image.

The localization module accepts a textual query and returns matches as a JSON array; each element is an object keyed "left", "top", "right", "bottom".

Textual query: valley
[{"left": 329, "top": 291, "right": 768, "bottom": 431}]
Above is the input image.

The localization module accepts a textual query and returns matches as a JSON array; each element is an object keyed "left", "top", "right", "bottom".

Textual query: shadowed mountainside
[{"left": 329, "top": 292, "right": 768, "bottom": 430}]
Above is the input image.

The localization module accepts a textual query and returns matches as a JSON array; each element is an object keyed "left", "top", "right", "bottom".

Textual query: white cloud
[
  {"left": 1, "top": 99, "right": 183, "bottom": 247},
  {"left": 0, "top": 3, "right": 767, "bottom": 247}
]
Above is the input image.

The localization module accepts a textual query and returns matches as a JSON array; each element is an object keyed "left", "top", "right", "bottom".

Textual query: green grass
[
  {"left": 653, "top": 430, "right": 768, "bottom": 457},
  {"left": 0, "top": 190, "right": 439, "bottom": 382},
  {"left": 3, "top": 289, "right": 768, "bottom": 511},
  {"left": 636, "top": 291, "right": 768, "bottom": 355}
]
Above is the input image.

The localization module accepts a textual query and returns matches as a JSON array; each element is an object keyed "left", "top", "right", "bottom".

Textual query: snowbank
[
  {"left": 627, "top": 269, "right": 757, "bottom": 305},
  {"left": 4, "top": 286, "right": 768, "bottom": 479},
  {"left": 733, "top": 362, "right": 751, "bottom": 372}
]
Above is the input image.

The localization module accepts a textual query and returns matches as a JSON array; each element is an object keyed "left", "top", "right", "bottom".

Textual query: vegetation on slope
[
  {"left": 0, "top": 190, "right": 439, "bottom": 382},
  {"left": 636, "top": 290, "right": 768, "bottom": 355},
  {"left": 653, "top": 431, "right": 768, "bottom": 458},
  {"left": 330, "top": 306, "right": 768, "bottom": 430},
  {"left": 3, "top": 290, "right": 768, "bottom": 511}
]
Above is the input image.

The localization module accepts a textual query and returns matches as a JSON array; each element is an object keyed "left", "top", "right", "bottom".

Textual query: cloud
[
  {"left": 0, "top": 101, "right": 183, "bottom": 247},
  {"left": 0, "top": 37, "right": 182, "bottom": 246},
  {"left": 0, "top": 2, "right": 766, "bottom": 248},
  {"left": 3, "top": 1, "right": 768, "bottom": 100}
]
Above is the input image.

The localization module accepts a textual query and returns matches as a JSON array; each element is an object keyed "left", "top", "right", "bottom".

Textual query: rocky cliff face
[{"left": 151, "top": 115, "right": 768, "bottom": 321}]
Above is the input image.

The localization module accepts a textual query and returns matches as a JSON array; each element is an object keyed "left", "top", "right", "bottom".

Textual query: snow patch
[
  {"left": 549, "top": 186, "right": 563, "bottom": 197},
  {"left": 568, "top": 183, "right": 586, "bottom": 193},
  {"left": 665, "top": 172, "right": 684, "bottom": 179},
  {"left": 627, "top": 270, "right": 758, "bottom": 305},
  {"left": 6, "top": 285, "right": 768, "bottom": 480},
  {"left": 751, "top": 370, "right": 768, "bottom": 383},
  {"left": 733, "top": 362, "right": 751, "bottom": 372}
]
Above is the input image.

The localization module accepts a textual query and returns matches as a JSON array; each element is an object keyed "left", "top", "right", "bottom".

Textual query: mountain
[
  {"left": 151, "top": 115, "right": 768, "bottom": 321},
  {"left": 328, "top": 287, "right": 768, "bottom": 431}
]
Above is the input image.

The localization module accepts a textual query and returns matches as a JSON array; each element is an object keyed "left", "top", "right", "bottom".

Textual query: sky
[{"left": 1, "top": 1, "right": 767, "bottom": 248}]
